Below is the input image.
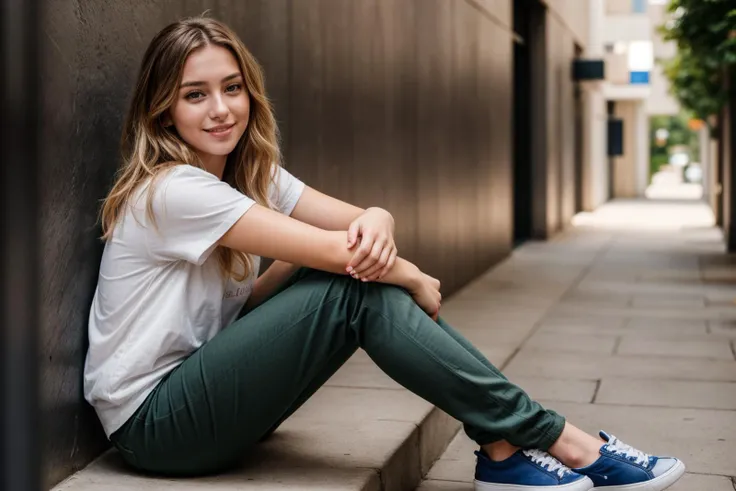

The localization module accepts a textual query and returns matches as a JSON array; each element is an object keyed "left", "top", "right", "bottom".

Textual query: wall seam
[{"left": 540, "top": 0, "right": 587, "bottom": 49}]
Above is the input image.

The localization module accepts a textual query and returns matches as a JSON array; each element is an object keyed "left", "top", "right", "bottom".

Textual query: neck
[{"left": 200, "top": 154, "right": 227, "bottom": 180}]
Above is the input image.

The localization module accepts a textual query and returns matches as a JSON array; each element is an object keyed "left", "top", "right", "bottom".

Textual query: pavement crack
[
  {"left": 612, "top": 337, "right": 622, "bottom": 355},
  {"left": 591, "top": 379, "right": 602, "bottom": 403}
]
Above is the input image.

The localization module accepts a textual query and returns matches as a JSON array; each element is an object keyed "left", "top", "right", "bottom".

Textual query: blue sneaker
[
  {"left": 474, "top": 448, "right": 594, "bottom": 490},
  {"left": 573, "top": 431, "right": 685, "bottom": 490}
]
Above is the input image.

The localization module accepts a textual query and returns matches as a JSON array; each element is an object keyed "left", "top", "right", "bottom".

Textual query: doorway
[{"left": 573, "top": 44, "right": 584, "bottom": 213}]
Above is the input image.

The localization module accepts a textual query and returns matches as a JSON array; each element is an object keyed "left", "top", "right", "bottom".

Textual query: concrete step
[{"left": 52, "top": 351, "right": 461, "bottom": 491}]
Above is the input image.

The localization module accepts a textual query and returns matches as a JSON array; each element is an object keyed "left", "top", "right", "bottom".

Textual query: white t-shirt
[{"left": 83, "top": 164, "right": 305, "bottom": 437}]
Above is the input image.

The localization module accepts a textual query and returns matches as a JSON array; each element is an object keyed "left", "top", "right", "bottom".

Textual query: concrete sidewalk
[{"left": 419, "top": 198, "right": 736, "bottom": 490}]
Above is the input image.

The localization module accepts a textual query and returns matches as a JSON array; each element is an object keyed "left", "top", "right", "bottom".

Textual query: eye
[
  {"left": 185, "top": 90, "right": 204, "bottom": 101},
  {"left": 225, "top": 83, "right": 242, "bottom": 93}
]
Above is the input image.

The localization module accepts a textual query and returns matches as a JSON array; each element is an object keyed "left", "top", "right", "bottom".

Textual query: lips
[{"left": 204, "top": 123, "right": 235, "bottom": 133}]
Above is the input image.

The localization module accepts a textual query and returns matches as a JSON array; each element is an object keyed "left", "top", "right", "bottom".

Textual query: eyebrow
[{"left": 179, "top": 73, "right": 242, "bottom": 89}]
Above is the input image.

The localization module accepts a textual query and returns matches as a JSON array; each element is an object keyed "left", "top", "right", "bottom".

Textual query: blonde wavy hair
[{"left": 100, "top": 16, "right": 281, "bottom": 280}]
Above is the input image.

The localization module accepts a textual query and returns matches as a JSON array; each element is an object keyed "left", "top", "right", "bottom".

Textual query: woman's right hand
[{"left": 409, "top": 271, "right": 442, "bottom": 321}]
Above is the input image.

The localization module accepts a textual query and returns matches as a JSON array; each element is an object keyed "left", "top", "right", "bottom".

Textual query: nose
[{"left": 208, "top": 93, "right": 229, "bottom": 121}]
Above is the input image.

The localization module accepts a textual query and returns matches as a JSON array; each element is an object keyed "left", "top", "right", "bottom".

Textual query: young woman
[{"left": 84, "top": 16, "right": 685, "bottom": 491}]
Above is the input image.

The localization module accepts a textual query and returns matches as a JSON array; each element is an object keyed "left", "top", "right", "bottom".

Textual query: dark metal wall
[
  {"left": 40, "top": 0, "right": 515, "bottom": 487},
  {"left": 2, "top": 0, "right": 41, "bottom": 489}
]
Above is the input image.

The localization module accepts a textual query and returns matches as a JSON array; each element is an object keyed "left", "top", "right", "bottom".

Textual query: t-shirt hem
[
  {"left": 97, "top": 387, "right": 158, "bottom": 439},
  {"left": 191, "top": 198, "right": 255, "bottom": 265},
  {"left": 281, "top": 180, "right": 305, "bottom": 216}
]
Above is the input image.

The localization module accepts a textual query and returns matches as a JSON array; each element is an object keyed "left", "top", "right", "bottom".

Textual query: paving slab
[
  {"left": 507, "top": 376, "right": 597, "bottom": 404},
  {"left": 579, "top": 279, "right": 716, "bottom": 297},
  {"left": 439, "top": 309, "right": 545, "bottom": 329},
  {"left": 627, "top": 318, "right": 709, "bottom": 333},
  {"left": 475, "top": 344, "right": 518, "bottom": 367},
  {"left": 524, "top": 332, "right": 618, "bottom": 354},
  {"left": 416, "top": 481, "right": 473, "bottom": 491},
  {"left": 541, "top": 314, "right": 628, "bottom": 329},
  {"left": 561, "top": 292, "right": 631, "bottom": 307},
  {"left": 596, "top": 378, "right": 736, "bottom": 410},
  {"left": 539, "top": 321, "right": 711, "bottom": 337},
  {"left": 617, "top": 337, "right": 734, "bottom": 360},
  {"left": 710, "top": 320, "right": 736, "bottom": 339},
  {"left": 630, "top": 295, "right": 707, "bottom": 309},
  {"left": 668, "top": 474, "right": 736, "bottom": 491},
  {"left": 451, "top": 326, "right": 536, "bottom": 347},
  {"left": 504, "top": 351, "right": 736, "bottom": 382},
  {"left": 552, "top": 302, "right": 736, "bottom": 320}
]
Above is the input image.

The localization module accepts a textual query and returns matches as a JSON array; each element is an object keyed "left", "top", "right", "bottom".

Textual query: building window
[
  {"left": 632, "top": 0, "right": 647, "bottom": 13},
  {"left": 628, "top": 40, "right": 653, "bottom": 84}
]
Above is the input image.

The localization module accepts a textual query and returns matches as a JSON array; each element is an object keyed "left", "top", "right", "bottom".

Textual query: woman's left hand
[{"left": 346, "top": 207, "right": 397, "bottom": 281}]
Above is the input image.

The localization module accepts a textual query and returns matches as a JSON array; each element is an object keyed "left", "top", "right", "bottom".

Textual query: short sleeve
[
  {"left": 146, "top": 166, "right": 255, "bottom": 265},
  {"left": 269, "top": 165, "right": 305, "bottom": 216}
]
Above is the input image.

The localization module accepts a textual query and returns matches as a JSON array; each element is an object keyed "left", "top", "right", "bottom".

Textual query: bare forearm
[
  {"left": 370, "top": 257, "right": 420, "bottom": 291},
  {"left": 244, "top": 252, "right": 419, "bottom": 312},
  {"left": 220, "top": 207, "right": 415, "bottom": 288},
  {"left": 291, "top": 187, "right": 366, "bottom": 230},
  {"left": 244, "top": 260, "right": 299, "bottom": 311},
  {"left": 313, "top": 231, "right": 420, "bottom": 291}
]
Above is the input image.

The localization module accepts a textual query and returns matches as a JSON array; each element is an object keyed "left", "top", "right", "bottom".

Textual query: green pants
[{"left": 110, "top": 268, "right": 564, "bottom": 476}]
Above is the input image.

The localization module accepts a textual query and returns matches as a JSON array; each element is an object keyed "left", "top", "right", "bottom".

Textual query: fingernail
[
  {"left": 346, "top": 266, "right": 353, "bottom": 273},
  {"left": 361, "top": 278, "right": 367, "bottom": 282}
]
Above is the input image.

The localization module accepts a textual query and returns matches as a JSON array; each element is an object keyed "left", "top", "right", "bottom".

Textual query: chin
[{"left": 198, "top": 142, "right": 239, "bottom": 156}]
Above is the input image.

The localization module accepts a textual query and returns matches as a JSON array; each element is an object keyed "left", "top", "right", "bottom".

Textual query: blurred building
[
  {"left": 592, "top": 0, "right": 714, "bottom": 202},
  {"left": 597, "top": 0, "right": 655, "bottom": 199}
]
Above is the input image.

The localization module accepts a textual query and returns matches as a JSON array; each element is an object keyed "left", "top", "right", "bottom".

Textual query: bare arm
[
  {"left": 243, "top": 260, "right": 299, "bottom": 312},
  {"left": 219, "top": 204, "right": 420, "bottom": 292},
  {"left": 290, "top": 186, "right": 397, "bottom": 280},
  {"left": 290, "top": 186, "right": 365, "bottom": 230}
]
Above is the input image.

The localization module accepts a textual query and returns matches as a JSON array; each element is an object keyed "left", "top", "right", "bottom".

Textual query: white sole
[
  {"left": 474, "top": 476, "right": 594, "bottom": 491},
  {"left": 592, "top": 460, "right": 686, "bottom": 490}
]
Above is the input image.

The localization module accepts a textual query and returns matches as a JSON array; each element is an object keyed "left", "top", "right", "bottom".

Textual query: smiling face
[{"left": 167, "top": 44, "right": 250, "bottom": 176}]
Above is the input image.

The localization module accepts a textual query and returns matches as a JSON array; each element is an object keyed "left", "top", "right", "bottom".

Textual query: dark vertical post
[
  {"left": 528, "top": 0, "right": 548, "bottom": 239},
  {"left": 716, "top": 115, "right": 724, "bottom": 227},
  {"left": 1, "top": 0, "right": 41, "bottom": 489},
  {"left": 607, "top": 100, "right": 617, "bottom": 200}
]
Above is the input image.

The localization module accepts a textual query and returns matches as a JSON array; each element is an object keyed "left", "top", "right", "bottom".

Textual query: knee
[
  {"left": 361, "top": 280, "right": 413, "bottom": 309},
  {"left": 299, "top": 269, "right": 410, "bottom": 305}
]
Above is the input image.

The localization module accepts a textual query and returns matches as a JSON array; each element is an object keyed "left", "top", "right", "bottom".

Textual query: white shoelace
[
  {"left": 522, "top": 449, "right": 571, "bottom": 478},
  {"left": 606, "top": 435, "right": 650, "bottom": 467}
]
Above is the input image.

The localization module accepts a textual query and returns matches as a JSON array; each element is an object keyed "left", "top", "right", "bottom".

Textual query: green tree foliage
[
  {"left": 649, "top": 114, "right": 700, "bottom": 177},
  {"left": 659, "top": 0, "right": 736, "bottom": 124}
]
